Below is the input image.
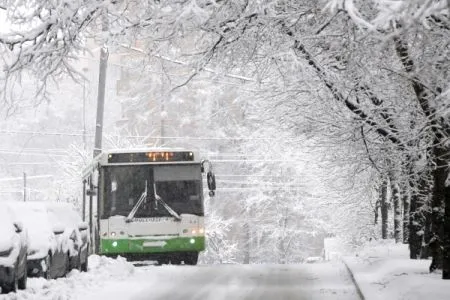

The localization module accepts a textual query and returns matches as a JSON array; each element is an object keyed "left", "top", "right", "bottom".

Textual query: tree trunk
[
  {"left": 381, "top": 179, "right": 389, "bottom": 239},
  {"left": 421, "top": 207, "right": 432, "bottom": 259},
  {"left": 443, "top": 167, "right": 450, "bottom": 279},
  {"left": 401, "top": 181, "right": 410, "bottom": 244},
  {"left": 393, "top": 33, "right": 450, "bottom": 277},
  {"left": 408, "top": 173, "right": 427, "bottom": 259},
  {"left": 243, "top": 223, "right": 250, "bottom": 264},
  {"left": 390, "top": 173, "right": 402, "bottom": 243},
  {"left": 429, "top": 145, "right": 447, "bottom": 271}
]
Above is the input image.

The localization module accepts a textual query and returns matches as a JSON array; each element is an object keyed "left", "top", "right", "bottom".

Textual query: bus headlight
[
  {"left": 189, "top": 238, "right": 195, "bottom": 244},
  {"left": 189, "top": 228, "right": 204, "bottom": 235},
  {"left": 112, "top": 241, "right": 118, "bottom": 247},
  {"left": 110, "top": 232, "right": 116, "bottom": 237}
]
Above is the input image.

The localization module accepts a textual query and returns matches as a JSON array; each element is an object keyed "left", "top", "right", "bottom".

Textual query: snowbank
[
  {"left": 343, "top": 239, "right": 450, "bottom": 300},
  {"left": 0, "top": 255, "right": 135, "bottom": 299}
]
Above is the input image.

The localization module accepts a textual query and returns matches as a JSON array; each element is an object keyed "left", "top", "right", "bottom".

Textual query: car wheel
[
  {"left": 18, "top": 259, "right": 27, "bottom": 290},
  {"left": 81, "top": 251, "right": 88, "bottom": 272},
  {"left": 74, "top": 253, "right": 82, "bottom": 271},
  {"left": 2, "top": 266, "right": 18, "bottom": 293},
  {"left": 43, "top": 255, "right": 52, "bottom": 279},
  {"left": 70, "top": 253, "right": 81, "bottom": 272},
  {"left": 64, "top": 254, "right": 70, "bottom": 276}
]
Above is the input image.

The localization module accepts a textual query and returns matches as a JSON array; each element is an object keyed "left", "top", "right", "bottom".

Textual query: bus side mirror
[{"left": 207, "top": 171, "right": 216, "bottom": 195}]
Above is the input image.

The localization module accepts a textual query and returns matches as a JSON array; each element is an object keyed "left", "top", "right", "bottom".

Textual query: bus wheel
[
  {"left": 171, "top": 257, "right": 181, "bottom": 265},
  {"left": 184, "top": 252, "right": 198, "bottom": 265}
]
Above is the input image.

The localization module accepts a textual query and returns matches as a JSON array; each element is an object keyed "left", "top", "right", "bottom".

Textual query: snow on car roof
[
  {"left": 6, "top": 200, "right": 80, "bottom": 225},
  {"left": 45, "top": 202, "right": 82, "bottom": 227},
  {"left": 5, "top": 201, "right": 56, "bottom": 254},
  {"left": 6, "top": 201, "right": 53, "bottom": 231},
  {"left": 0, "top": 204, "right": 16, "bottom": 252}
]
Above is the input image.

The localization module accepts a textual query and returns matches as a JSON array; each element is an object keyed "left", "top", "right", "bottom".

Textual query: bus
[{"left": 82, "top": 148, "right": 216, "bottom": 265}]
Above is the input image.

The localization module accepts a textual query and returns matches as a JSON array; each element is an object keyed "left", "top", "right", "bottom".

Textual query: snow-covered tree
[{"left": 1, "top": 0, "right": 448, "bottom": 274}]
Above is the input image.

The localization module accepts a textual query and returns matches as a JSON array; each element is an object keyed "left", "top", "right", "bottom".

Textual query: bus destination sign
[{"left": 108, "top": 151, "right": 194, "bottom": 163}]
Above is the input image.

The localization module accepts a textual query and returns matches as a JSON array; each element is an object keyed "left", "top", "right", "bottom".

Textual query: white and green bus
[{"left": 82, "top": 148, "right": 216, "bottom": 265}]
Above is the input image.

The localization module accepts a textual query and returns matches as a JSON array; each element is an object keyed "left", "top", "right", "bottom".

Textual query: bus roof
[
  {"left": 105, "top": 147, "right": 188, "bottom": 154},
  {"left": 82, "top": 148, "right": 201, "bottom": 178}
]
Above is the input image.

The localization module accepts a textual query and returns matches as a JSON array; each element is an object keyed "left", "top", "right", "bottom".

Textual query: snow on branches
[{"left": 325, "top": 0, "right": 449, "bottom": 30}]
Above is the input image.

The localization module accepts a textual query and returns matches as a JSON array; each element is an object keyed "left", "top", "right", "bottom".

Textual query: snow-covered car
[
  {"left": 6, "top": 202, "right": 70, "bottom": 279},
  {"left": 0, "top": 205, "right": 28, "bottom": 294},
  {"left": 45, "top": 203, "right": 89, "bottom": 272}
]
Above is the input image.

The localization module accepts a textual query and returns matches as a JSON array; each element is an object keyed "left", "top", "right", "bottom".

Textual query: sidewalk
[{"left": 342, "top": 240, "right": 450, "bottom": 300}]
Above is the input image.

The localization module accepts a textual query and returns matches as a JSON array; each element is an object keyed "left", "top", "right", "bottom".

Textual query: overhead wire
[
  {"left": 0, "top": 175, "right": 54, "bottom": 182},
  {"left": 0, "top": 130, "right": 306, "bottom": 142}
]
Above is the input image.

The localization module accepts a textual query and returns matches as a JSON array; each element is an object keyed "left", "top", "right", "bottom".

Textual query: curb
[{"left": 342, "top": 258, "right": 366, "bottom": 300}]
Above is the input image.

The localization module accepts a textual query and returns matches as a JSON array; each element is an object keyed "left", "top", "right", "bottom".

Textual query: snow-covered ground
[
  {"left": 4, "top": 240, "right": 448, "bottom": 300},
  {"left": 1, "top": 256, "right": 359, "bottom": 300},
  {"left": 0, "top": 255, "right": 134, "bottom": 299},
  {"left": 343, "top": 239, "right": 450, "bottom": 300}
]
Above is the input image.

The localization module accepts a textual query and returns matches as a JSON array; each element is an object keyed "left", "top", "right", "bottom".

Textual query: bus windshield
[{"left": 102, "top": 165, "right": 203, "bottom": 219}]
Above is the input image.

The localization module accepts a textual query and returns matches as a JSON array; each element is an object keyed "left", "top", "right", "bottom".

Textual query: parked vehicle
[
  {"left": 45, "top": 203, "right": 89, "bottom": 272},
  {"left": 6, "top": 202, "right": 70, "bottom": 279},
  {"left": 0, "top": 205, "right": 28, "bottom": 294}
]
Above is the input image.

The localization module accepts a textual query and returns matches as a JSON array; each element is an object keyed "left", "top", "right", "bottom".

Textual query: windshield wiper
[
  {"left": 126, "top": 181, "right": 181, "bottom": 222},
  {"left": 126, "top": 181, "right": 147, "bottom": 222},
  {"left": 154, "top": 183, "right": 181, "bottom": 221}
]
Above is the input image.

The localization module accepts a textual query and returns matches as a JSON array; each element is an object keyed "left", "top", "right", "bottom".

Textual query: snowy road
[
  {"left": 1, "top": 256, "right": 360, "bottom": 300},
  {"left": 127, "top": 263, "right": 360, "bottom": 300}
]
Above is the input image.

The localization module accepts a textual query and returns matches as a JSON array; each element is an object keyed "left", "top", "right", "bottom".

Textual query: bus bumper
[{"left": 99, "top": 236, "right": 205, "bottom": 255}]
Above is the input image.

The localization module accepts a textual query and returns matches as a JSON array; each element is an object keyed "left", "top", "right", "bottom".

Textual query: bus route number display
[{"left": 108, "top": 151, "right": 194, "bottom": 163}]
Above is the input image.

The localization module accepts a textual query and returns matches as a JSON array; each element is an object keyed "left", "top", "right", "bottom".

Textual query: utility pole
[
  {"left": 83, "top": 81, "right": 86, "bottom": 150},
  {"left": 23, "top": 172, "right": 26, "bottom": 202},
  {"left": 82, "top": 67, "right": 88, "bottom": 150},
  {"left": 160, "top": 97, "right": 165, "bottom": 147},
  {"left": 93, "top": 11, "right": 109, "bottom": 158}
]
